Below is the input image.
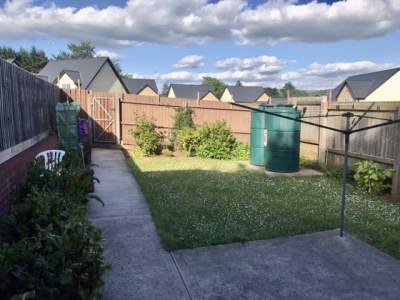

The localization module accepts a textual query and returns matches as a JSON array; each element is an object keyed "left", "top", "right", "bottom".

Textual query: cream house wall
[
  {"left": 256, "top": 93, "right": 270, "bottom": 102},
  {"left": 366, "top": 71, "right": 400, "bottom": 102},
  {"left": 57, "top": 74, "right": 76, "bottom": 89},
  {"left": 220, "top": 89, "right": 233, "bottom": 102},
  {"left": 167, "top": 88, "right": 176, "bottom": 98},
  {"left": 87, "top": 62, "right": 127, "bottom": 93},
  {"left": 138, "top": 86, "right": 158, "bottom": 96},
  {"left": 337, "top": 84, "right": 355, "bottom": 102},
  {"left": 202, "top": 92, "right": 219, "bottom": 101}
]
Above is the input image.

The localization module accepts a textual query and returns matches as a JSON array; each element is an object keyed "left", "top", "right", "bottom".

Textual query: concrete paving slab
[
  {"left": 87, "top": 148, "right": 189, "bottom": 300},
  {"left": 239, "top": 161, "right": 323, "bottom": 177},
  {"left": 172, "top": 229, "right": 400, "bottom": 300}
]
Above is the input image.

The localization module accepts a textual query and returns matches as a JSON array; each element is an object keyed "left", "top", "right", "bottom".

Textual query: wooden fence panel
[{"left": 0, "top": 60, "right": 60, "bottom": 154}]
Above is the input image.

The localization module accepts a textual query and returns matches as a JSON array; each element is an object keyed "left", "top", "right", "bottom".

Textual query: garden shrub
[
  {"left": 0, "top": 152, "right": 110, "bottom": 299},
  {"left": 232, "top": 142, "right": 250, "bottom": 161},
  {"left": 177, "top": 127, "right": 200, "bottom": 157},
  {"left": 129, "top": 113, "right": 160, "bottom": 155},
  {"left": 171, "top": 107, "right": 196, "bottom": 149},
  {"left": 300, "top": 156, "right": 319, "bottom": 170},
  {"left": 354, "top": 160, "right": 395, "bottom": 195},
  {"left": 324, "top": 165, "right": 355, "bottom": 182},
  {"left": 197, "top": 121, "right": 237, "bottom": 160}
]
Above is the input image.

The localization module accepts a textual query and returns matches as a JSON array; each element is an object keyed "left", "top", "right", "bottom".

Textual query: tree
[
  {"left": 53, "top": 41, "right": 96, "bottom": 60},
  {"left": 235, "top": 80, "right": 243, "bottom": 86},
  {"left": 161, "top": 83, "right": 170, "bottom": 96},
  {"left": 202, "top": 77, "right": 226, "bottom": 99},
  {"left": 264, "top": 87, "right": 280, "bottom": 98},
  {"left": 18, "top": 46, "right": 48, "bottom": 73},
  {"left": 280, "top": 82, "right": 296, "bottom": 97},
  {"left": 0, "top": 46, "right": 18, "bottom": 60}
]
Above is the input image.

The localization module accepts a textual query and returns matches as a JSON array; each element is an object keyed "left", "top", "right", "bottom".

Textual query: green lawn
[{"left": 127, "top": 155, "right": 400, "bottom": 259}]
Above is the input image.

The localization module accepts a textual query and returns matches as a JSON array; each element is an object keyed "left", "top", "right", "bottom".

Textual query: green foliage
[
  {"left": 129, "top": 113, "right": 161, "bottom": 155},
  {"left": 232, "top": 142, "right": 250, "bottom": 161},
  {"left": 197, "top": 121, "right": 237, "bottom": 160},
  {"left": 161, "top": 83, "right": 170, "bottom": 96},
  {"left": 0, "top": 46, "right": 18, "bottom": 60},
  {"left": 300, "top": 156, "right": 320, "bottom": 170},
  {"left": 161, "top": 149, "right": 174, "bottom": 157},
  {"left": 354, "top": 160, "right": 395, "bottom": 195},
  {"left": 235, "top": 80, "right": 243, "bottom": 86},
  {"left": 324, "top": 165, "right": 355, "bottom": 182},
  {"left": 264, "top": 87, "right": 280, "bottom": 98},
  {"left": 53, "top": 41, "right": 96, "bottom": 60},
  {"left": 0, "top": 45, "right": 48, "bottom": 73},
  {"left": 173, "top": 107, "right": 195, "bottom": 131},
  {"left": 0, "top": 151, "right": 110, "bottom": 299},
  {"left": 177, "top": 128, "right": 200, "bottom": 157},
  {"left": 202, "top": 76, "right": 227, "bottom": 99}
]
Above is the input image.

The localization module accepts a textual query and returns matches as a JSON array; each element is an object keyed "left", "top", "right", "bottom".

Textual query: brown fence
[{"left": 64, "top": 89, "right": 400, "bottom": 200}]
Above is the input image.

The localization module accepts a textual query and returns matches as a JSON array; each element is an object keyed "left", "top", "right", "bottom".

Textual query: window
[{"left": 62, "top": 84, "right": 71, "bottom": 89}]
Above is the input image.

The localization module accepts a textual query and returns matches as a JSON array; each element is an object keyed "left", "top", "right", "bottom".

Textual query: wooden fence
[
  {"left": 64, "top": 89, "right": 400, "bottom": 200},
  {"left": 0, "top": 60, "right": 60, "bottom": 163}
]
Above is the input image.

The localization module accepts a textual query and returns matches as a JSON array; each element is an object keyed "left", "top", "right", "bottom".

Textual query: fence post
[
  {"left": 87, "top": 90, "right": 93, "bottom": 145},
  {"left": 318, "top": 100, "right": 328, "bottom": 167},
  {"left": 391, "top": 108, "right": 400, "bottom": 201},
  {"left": 115, "top": 92, "right": 121, "bottom": 145}
]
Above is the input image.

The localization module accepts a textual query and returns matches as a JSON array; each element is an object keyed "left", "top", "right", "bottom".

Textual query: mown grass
[{"left": 127, "top": 156, "right": 400, "bottom": 259}]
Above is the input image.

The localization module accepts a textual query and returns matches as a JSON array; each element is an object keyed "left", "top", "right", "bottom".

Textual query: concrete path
[{"left": 87, "top": 148, "right": 400, "bottom": 300}]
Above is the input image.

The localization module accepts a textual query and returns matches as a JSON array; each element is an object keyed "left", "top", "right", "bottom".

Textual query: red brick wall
[{"left": 0, "top": 135, "right": 58, "bottom": 225}]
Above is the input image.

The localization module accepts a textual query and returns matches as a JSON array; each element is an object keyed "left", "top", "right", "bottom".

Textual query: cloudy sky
[{"left": 1, "top": 0, "right": 400, "bottom": 90}]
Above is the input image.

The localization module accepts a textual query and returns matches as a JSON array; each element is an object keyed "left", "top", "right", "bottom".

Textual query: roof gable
[
  {"left": 170, "top": 84, "right": 217, "bottom": 100},
  {"left": 122, "top": 78, "right": 158, "bottom": 94},
  {"left": 57, "top": 70, "right": 82, "bottom": 85},
  {"left": 39, "top": 57, "right": 127, "bottom": 91},
  {"left": 226, "top": 86, "right": 266, "bottom": 103},
  {"left": 333, "top": 68, "right": 400, "bottom": 100}
]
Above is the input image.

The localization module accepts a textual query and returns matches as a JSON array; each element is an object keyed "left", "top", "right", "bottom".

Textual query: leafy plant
[
  {"left": 173, "top": 107, "right": 195, "bottom": 131},
  {"left": 300, "top": 156, "right": 320, "bottom": 170},
  {"left": 161, "top": 149, "right": 174, "bottom": 157},
  {"left": 129, "top": 113, "right": 161, "bottom": 155},
  {"left": 177, "top": 128, "right": 200, "bottom": 157},
  {"left": 323, "top": 165, "right": 355, "bottom": 182},
  {"left": 354, "top": 160, "right": 395, "bottom": 195},
  {"left": 232, "top": 142, "right": 250, "bottom": 161},
  {"left": 197, "top": 121, "right": 237, "bottom": 160}
]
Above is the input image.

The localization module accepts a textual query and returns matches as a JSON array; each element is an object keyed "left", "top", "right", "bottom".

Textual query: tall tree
[
  {"left": 235, "top": 80, "right": 243, "bottom": 86},
  {"left": 18, "top": 46, "right": 48, "bottom": 73},
  {"left": 53, "top": 41, "right": 96, "bottom": 60},
  {"left": 264, "top": 87, "right": 280, "bottom": 98},
  {"left": 202, "top": 77, "right": 226, "bottom": 99},
  {"left": 280, "top": 82, "right": 296, "bottom": 97},
  {"left": 161, "top": 83, "right": 170, "bottom": 96},
  {"left": 0, "top": 46, "right": 18, "bottom": 60}
]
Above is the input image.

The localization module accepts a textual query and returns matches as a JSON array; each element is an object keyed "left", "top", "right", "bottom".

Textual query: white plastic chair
[{"left": 36, "top": 150, "right": 66, "bottom": 171}]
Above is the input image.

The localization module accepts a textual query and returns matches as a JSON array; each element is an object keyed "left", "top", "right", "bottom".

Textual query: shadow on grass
[{"left": 126, "top": 155, "right": 400, "bottom": 260}]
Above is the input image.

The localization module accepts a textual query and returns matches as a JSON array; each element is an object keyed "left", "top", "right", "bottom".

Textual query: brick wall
[{"left": 0, "top": 135, "right": 58, "bottom": 225}]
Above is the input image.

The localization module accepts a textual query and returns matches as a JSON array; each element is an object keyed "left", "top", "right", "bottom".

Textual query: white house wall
[
  {"left": 366, "top": 71, "right": 400, "bottom": 102},
  {"left": 167, "top": 88, "right": 176, "bottom": 98},
  {"left": 87, "top": 62, "right": 127, "bottom": 93},
  {"left": 57, "top": 74, "right": 76, "bottom": 89}
]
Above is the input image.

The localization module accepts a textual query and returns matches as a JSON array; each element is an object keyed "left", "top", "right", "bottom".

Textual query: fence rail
[{"left": 0, "top": 60, "right": 60, "bottom": 161}]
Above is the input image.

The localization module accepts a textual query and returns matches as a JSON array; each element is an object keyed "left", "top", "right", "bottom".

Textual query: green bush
[
  {"left": 323, "top": 165, "right": 355, "bottom": 182},
  {"left": 232, "top": 142, "right": 250, "bottom": 161},
  {"left": 300, "top": 156, "right": 319, "bottom": 170},
  {"left": 0, "top": 152, "right": 110, "bottom": 299},
  {"left": 177, "top": 127, "right": 200, "bottom": 157},
  {"left": 354, "top": 160, "right": 395, "bottom": 195},
  {"left": 197, "top": 121, "right": 237, "bottom": 160},
  {"left": 129, "top": 113, "right": 160, "bottom": 155},
  {"left": 171, "top": 107, "right": 196, "bottom": 149}
]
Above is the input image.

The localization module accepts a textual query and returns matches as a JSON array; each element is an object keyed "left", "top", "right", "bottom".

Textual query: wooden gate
[{"left": 92, "top": 97, "right": 116, "bottom": 143}]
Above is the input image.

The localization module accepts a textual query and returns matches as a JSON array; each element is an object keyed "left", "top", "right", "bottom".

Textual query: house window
[{"left": 62, "top": 84, "right": 71, "bottom": 89}]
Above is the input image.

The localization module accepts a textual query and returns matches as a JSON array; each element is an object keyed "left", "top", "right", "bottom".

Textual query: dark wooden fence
[{"left": 0, "top": 59, "right": 60, "bottom": 160}]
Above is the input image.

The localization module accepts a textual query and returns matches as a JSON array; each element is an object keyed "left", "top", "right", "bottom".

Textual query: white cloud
[
  {"left": 215, "top": 55, "right": 294, "bottom": 71},
  {"left": 96, "top": 50, "right": 128, "bottom": 61},
  {"left": 0, "top": 0, "right": 399, "bottom": 47},
  {"left": 173, "top": 55, "right": 205, "bottom": 69}
]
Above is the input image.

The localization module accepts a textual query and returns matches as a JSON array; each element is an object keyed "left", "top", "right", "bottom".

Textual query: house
[
  {"left": 38, "top": 57, "right": 128, "bottom": 93},
  {"left": 220, "top": 86, "right": 270, "bottom": 103},
  {"left": 167, "top": 84, "right": 219, "bottom": 101},
  {"left": 5, "top": 58, "right": 21, "bottom": 68},
  {"left": 122, "top": 78, "right": 158, "bottom": 96},
  {"left": 332, "top": 68, "right": 400, "bottom": 102}
]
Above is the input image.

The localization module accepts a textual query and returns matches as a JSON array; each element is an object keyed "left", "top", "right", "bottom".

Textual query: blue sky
[{"left": 1, "top": 0, "right": 399, "bottom": 90}]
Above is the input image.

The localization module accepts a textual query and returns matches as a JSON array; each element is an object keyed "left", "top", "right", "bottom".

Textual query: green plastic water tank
[
  {"left": 264, "top": 105, "right": 301, "bottom": 173},
  {"left": 56, "top": 102, "right": 80, "bottom": 151},
  {"left": 250, "top": 105, "right": 271, "bottom": 166}
]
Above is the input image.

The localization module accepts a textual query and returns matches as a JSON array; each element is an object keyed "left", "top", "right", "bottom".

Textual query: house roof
[
  {"left": 58, "top": 70, "right": 82, "bottom": 85},
  {"left": 39, "top": 57, "right": 127, "bottom": 91},
  {"left": 169, "top": 84, "right": 217, "bottom": 100},
  {"left": 225, "top": 86, "right": 267, "bottom": 103},
  {"left": 332, "top": 68, "right": 400, "bottom": 100},
  {"left": 5, "top": 58, "right": 21, "bottom": 67},
  {"left": 122, "top": 78, "right": 158, "bottom": 94}
]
